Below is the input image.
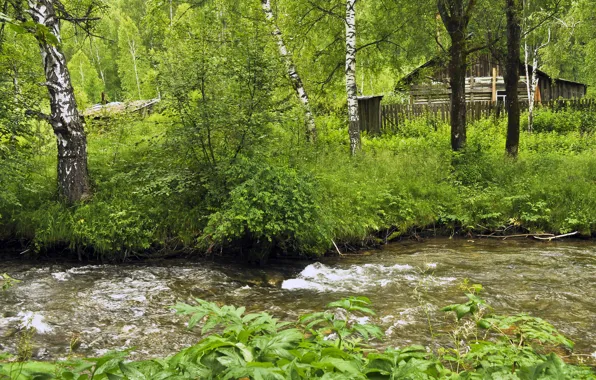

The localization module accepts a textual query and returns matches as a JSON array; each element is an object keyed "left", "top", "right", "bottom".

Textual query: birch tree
[
  {"left": 118, "top": 16, "right": 145, "bottom": 100},
  {"left": 522, "top": 0, "right": 559, "bottom": 132},
  {"left": 345, "top": 0, "right": 360, "bottom": 155},
  {"left": 523, "top": 26, "right": 550, "bottom": 132},
  {"left": 89, "top": 37, "right": 106, "bottom": 88},
  {"left": 68, "top": 50, "right": 103, "bottom": 107},
  {"left": 25, "top": 0, "right": 92, "bottom": 203},
  {"left": 260, "top": 0, "right": 316, "bottom": 142}
]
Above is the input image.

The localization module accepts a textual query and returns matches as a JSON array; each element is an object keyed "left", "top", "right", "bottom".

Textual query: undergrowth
[
  {"left": 0, "top": 290, "right": 594, "bottom": 379},
  {"left": 1, "top": 108, "right": 596, "bottom": 260}
]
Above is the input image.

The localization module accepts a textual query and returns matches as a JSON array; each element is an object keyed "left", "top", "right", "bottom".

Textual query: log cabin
[{"left": 399, "top": 53, "right": 587, "bottom": 105}]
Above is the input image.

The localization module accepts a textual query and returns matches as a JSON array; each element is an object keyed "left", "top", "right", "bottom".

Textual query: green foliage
[
  {"left": 1, "top": 273, "right": 21, "bottom": 292},
  {"left": 202, "top": 164, "right": 328, "bottom": 258},
  {"left": 1, "top": 295, "right": 594, "bottom": 379},
  {"left": 117, "top": 15, "right": 155, "bottom": 100},
  {"left": 67, "top": 51, "right": 104, "bottom": 108},
  {"left": 299, "top": 297, "right": 383, "bottom": 350},
  {"left": 441, "top": 293, "right": 488, "bottom": 321},
  {"left": 440, "top": 291, "right": 595, "bottom": 380}
]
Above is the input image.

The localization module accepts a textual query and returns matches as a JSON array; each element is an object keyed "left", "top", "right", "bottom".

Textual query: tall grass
[{"left": 2, "top": 109, "right": 596, "bottom": 259}]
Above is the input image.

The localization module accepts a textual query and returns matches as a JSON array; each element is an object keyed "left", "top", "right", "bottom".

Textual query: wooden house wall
[
  {"left": 411, "top": 76, "right": 531, "bottom": 105},
  {"left": 539, "top": 79, "right": 586, "bottom": 102},
  {"left": 407, "top": 53, "right": 586, "bottom": 105},
  {"left": 425, "top": 54, "right": 505, "bottom": 82}
]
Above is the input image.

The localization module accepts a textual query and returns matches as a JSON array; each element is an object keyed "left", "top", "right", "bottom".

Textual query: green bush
[
  {"left": 202, "top": 163, "right": 329, "bottom": 260},
  {"left": 525, "top": 107, "right": 596, "bottom": 134}
]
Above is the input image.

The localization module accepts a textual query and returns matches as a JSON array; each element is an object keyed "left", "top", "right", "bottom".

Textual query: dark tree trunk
[
  {"left": 27, "top": 0, "right": 91, "bottom": 203},
  {"left": 504, "top": 0, "right": 522, "bottom": 157},
  {"left": 437, "top": 0, "right": 477, "bottom": 151},
  {"left": 449, "top": 32, "right": 467, "bottom": 151}
]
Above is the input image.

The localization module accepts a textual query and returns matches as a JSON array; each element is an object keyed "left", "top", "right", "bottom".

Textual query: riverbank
[{"left": 1, "top": 110, "right": 596, "bottom": 262}]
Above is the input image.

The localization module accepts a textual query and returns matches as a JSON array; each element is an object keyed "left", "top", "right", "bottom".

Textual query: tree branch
[
  {"left": 437, "top": 0, "right": 451, "bottom": 24},
  {"left": 307, "top": 0, "right": 344, "bottom": 21}
]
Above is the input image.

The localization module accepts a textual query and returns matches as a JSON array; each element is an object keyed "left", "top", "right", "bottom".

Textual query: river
[{"left": 0, "top": 239, "right": 594, "bottom": 364}]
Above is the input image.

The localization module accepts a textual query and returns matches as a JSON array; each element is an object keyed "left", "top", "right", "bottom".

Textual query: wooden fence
[{"left": 378, "top": 98, "right": 596, "bottom": 133}]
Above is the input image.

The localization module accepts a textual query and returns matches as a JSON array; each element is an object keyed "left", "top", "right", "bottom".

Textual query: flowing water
[{"left": 0, "top": 239, "right": 594, "bottom": 363}]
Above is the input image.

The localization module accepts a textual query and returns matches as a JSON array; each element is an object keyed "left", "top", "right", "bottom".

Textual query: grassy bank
[
  {"left": 1, "top": 289, "right": 595, "bottom": 379},
  {"left": 1, "top": 108, "right": 596, "bottom": 261}
]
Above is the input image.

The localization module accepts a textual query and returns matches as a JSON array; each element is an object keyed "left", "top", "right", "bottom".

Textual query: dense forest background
[{"left": 1, "top": 0, "right": 596, "bottom": 260}]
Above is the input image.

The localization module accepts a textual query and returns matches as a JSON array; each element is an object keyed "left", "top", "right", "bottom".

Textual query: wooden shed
[
  {"left": 357, "top": 95, "right": 384, "bottom": 135},
  {"left": 399, "top": 53, "right": 587, "bottom": 105}
]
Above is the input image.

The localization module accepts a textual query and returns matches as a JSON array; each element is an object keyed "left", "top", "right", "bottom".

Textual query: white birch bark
[
  {"left": 345, "top": 0, "right": 360, "bottom": 155},
  {"left": 524, "top": 33, "right": 534, "bottom": 132},
  {"left": 27, "top": 0, "right": 91, "bottom": 203},
  {"left": 169, "top": 0, "right": 173, "bottom": 29},
  {"left": 91, "top": 39, "right": 106, "bottom": 87},
  {"left": 260, "top": 0, "right": 316, "bottom": 142},
  {"left": 524, "top": 34, "right": 550, "bottom": 132},
  {"left": 128, "top": 38, "right": 142, "bottom": 100}
]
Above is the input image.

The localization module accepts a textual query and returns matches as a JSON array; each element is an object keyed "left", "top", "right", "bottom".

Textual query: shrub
[{"left": 201, "top": 164, "right": 329, "bottom": 260}]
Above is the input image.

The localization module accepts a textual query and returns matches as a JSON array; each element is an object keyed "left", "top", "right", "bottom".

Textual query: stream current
[{"left": 0, "top": 239, "right": 594, "bottom": 363}]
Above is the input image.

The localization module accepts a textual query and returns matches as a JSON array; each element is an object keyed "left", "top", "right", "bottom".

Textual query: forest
[{"left": 1, "top": 0, "right": 596, "bottom": 378}]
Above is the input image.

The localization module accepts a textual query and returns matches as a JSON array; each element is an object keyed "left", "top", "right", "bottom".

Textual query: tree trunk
[
  {"left": 523, "top": 32, "right": 534, "bottom": 132},
  {"left": 437, "top": 0, "right": 476, "bottom": 151},
  {"left": 505, "top": 0, "right": 521, "bottom": 157},
  {"left": 529, "top": 53, "right": 539, "bottom": 122},
  {"left": 169, "top": 0, "right": 173, "bottom": 29},
  {"left": 345, "top": 0, "right": 360, "bottom": 155},
  {"left": 527, "top": 52, "right": 541, "bottom": 132},
  {"left": 129, "top": 39, "right": 142, "bottom": 100},
  {"left": 90, "top": 38, "right": 106, "bottom": 87},
  {"left": 449, "top": 32, "right": 467, "bottom": 151},
  {"left": 260, "top": 0, "right": 317, "bottom": 142},
  {"left": 27, "top": 0, "right": 91, "bottom": 204}
]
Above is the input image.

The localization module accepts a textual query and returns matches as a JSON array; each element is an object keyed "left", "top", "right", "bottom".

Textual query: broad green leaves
[
  {"left": 8, "top": 21, "right": 60, "bottom": 46},
  {"left": 1, "top": 294, "right": 594, "bottom": 379}
]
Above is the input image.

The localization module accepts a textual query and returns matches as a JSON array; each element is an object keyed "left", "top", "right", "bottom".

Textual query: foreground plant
[
  {"left": 1, "top": 274, "right": 21, "bottom": 292},
  {"left": 0, "top": 293, "right": 594, "bottom": 379}
]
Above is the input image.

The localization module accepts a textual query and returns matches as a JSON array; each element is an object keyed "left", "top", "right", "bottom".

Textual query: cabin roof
[{"left": 82, "top": 98, "right": 160, "bottom": 118}]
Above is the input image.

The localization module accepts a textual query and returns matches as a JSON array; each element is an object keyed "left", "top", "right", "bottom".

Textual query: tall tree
[
  {"left": 68, "top": 50, "right": 103, "bottom": 107},
  {"left": 522, "top": 0, "right": 562, "bottom": 131},
  {"left": 437, "top": 0, "right": 477, "bottom": 151},
  {"left": 118, "top": 15, "right": 146, "bottom": 100},
  {"left": 260, "top": 0, "right": 316, "bottom": 142},
  {"left": 504, "top": 0, "right": 522, "bottom": 157},
  {"left": 523, "top": 25, "right": 550, "bottom": 133},
  {"left": 345, "top": 0, "right": 360, "bottom": 155},
  {"left": 26, "top": 0, "right": 91, "bottom": 203}
]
